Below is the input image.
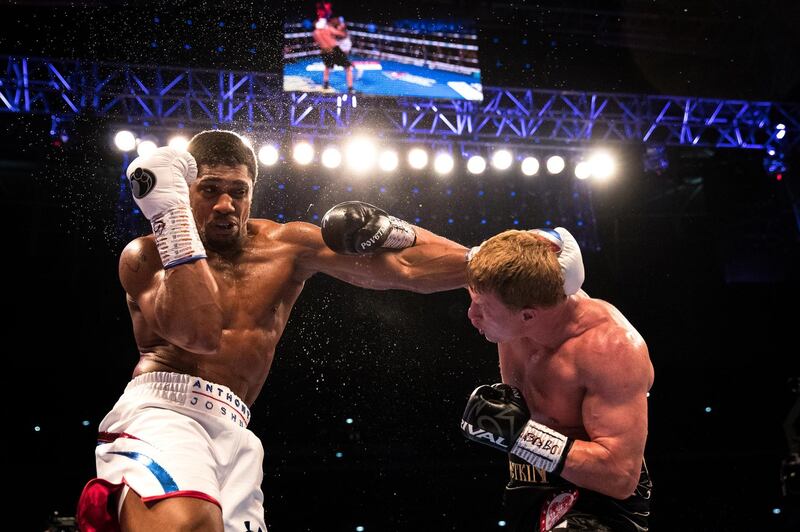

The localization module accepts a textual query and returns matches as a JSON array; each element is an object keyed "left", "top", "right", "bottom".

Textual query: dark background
[{"left": 3, "top": 1, "right": 800, "bottom": 531}]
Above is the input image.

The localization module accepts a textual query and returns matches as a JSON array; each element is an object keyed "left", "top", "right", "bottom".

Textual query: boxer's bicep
[{"left": 580, "top": 340, "right": 650, "bottom": 475}]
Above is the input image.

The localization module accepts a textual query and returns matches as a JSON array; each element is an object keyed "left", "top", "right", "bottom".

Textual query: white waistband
[{"left": 125, "top": 371, "right": 251, "bottom": 428}]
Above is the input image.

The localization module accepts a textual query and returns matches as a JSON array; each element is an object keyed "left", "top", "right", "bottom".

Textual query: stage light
[
  {"left": 168, "top": 135, "right": 189, "bottom": 151},
  {"left": 433, "top": 152, "right": 454, "bottom": 175},
  {"left": 408, "top": 148, "right": 428, "bottom": 169},
  {"left": 588, "top": 151, "right": 615, "bottom": 180},
  {"left": 378, "top": 149, "right": 399, "bottom": 172},
  {"left": 574, "top": 161, "right": 591, "bottom": 180},
  {"left": 467, "top": 155, "right": 486, "bottom": 174},
  {"left": 293, "top": 141, "right": 314, "bottom": 165},
  {"left": 346, "top": 137, "right": 377, "bottom": 172},
  {"left": 258, "top": 145, "right": 279, "bottom": 166},
  {"left": 114, "top": 130, "right": 136, "bottom": 152},
  {"left": 345, "top": 418, "right": 354, "bottom": 424},
  {"left": 777, "top": 129, "right": 786, "bottom": 140},
  {"left": 321, "top": 146, "right": 342, "bottom": 169},
  {"left": 520, "top": 156, "right": 539, "bottom": 176},
  {"left": 491, "top": 149, "right": 513, "bottom": 170},
  {"left": 137, "top": 140, "right": 158, "bottom": 158},
  {"left": 546, "top": 155, "right": 565, "bottom": 174}
]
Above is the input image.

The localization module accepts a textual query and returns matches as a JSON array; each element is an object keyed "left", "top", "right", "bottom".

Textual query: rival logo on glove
[
  {"left": 129, "top": 167, "right": 157, "bottom": 199},
  {"left": 460, "top": 420, "right": 510, "bottom": 448}
]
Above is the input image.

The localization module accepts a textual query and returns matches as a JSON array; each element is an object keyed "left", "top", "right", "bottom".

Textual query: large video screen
[{"left": 283, "top": 4, "right": 482, "bottom": 101}]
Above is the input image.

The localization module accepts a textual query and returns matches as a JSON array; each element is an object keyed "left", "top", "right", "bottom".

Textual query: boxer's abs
[{"left": 133, "top": 325, "right": 280, "bottom": 406}]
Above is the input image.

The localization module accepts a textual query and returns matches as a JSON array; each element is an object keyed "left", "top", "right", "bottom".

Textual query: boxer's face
[
  {"left": 467, "top": 288, "right": 523, "bottom": 343},
  {"left": 191, "top": 163, "right": 253, "bottom": 252}
]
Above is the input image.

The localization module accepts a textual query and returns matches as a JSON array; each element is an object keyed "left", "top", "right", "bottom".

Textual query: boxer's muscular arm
[
  {"left": 287, "top": 222, "right": 468, "bottom": 293},
  {"left": 119, "top": 237, "right": 223, "bottom": 354},
  {"left": 559, "top": 331, "right": 652, "bottom": 499}
]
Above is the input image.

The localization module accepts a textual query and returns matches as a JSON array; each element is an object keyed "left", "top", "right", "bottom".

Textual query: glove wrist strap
[
  {"left": 510, "top": 419, "right": 573, "bottom": 475},
  {"left": 382, "top": 216, "right": 416, "bottom": 249},
  {"left": 151, "top": 204, "right": 207, "bottom": 269}
]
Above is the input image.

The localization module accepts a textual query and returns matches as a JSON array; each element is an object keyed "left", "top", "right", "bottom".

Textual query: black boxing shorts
[
  {"left": 321, "top": 46, "right": 352, "bottom": 69},
  {"left": 503, "top": 454, "right": 652, "bottom": 531}
]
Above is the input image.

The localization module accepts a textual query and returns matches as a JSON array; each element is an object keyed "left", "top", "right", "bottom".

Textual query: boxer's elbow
[
  {"left": 603, "top": 464, "right": 640, "bottom": 500},
  {"left": 157, "top": 310, "right": 223, "bottom": 355},
  {"left": 183, "top": 326, "right": 222, "bottom": 355}
]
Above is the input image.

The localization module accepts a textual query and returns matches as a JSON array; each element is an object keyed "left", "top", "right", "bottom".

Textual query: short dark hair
[{"left": 187, "top": 130, "right": 258, "bottom": 183}]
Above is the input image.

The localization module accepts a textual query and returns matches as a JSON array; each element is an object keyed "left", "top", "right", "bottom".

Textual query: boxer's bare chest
[
  {"left": 499, "top": 341, "right": 587, "bottom": 438},
  {"left": 206, "top": 249, "right": 303, "bottom": 332}
]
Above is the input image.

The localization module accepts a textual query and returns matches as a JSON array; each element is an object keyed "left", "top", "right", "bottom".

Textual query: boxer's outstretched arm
[
  {"left": 119, "top": 237, "right": 223, "bottom": 354},
  {"left": 287, "top": 222, "right": 468, "bottom": 293},
  {"left": 559, "top": 332, "right": 653, "bottom": 499}
]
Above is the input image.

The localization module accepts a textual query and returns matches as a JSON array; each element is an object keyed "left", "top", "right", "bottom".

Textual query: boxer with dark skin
[
  {"left": 461, "top": 231, "right": 654, "bottom": 531},
  {"left": 83, "top": 130, "right": 468, "bottom": 532}
]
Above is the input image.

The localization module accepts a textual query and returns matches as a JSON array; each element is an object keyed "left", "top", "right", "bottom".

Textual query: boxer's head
[
  {"left": 466, "top": 230, "right": 565, "bottom": 342},
  {"left": 187, "top": 130, "right": 258, "bottom": 253}
]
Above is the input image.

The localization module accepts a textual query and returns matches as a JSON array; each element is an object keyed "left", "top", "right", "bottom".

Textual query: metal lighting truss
[{"left": 2, "top": 55, "right": 797, "bottom": 152}]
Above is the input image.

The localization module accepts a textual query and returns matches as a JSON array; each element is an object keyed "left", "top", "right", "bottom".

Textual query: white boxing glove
[
  {"left": 126, "top": 146, "right": 197, "bottom": 220},
  {"left": 126, "top": 146, "right": 206, "bottom": 269},
  {"left": 466, "top": 227, "right": 585, "bottom": 295},
  {"left": 529, "top": 227, "right": 585, "bottom": 295}
]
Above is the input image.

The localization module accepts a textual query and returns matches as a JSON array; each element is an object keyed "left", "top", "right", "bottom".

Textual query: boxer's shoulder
[
  {"left": 119, "top": 236, "right": 162, "bottom": 294},
  {"left": 264, "top": 220, "right": 325, "bottom": 248},
  {"left": 570, "top": 320, "right": 651, "bottom": 388},
  {"left": 120, "top": 236, "right": 160, "bottom": 273}
]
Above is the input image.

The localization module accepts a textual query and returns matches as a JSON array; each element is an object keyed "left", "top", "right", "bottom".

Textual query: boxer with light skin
[
  {"left": 77, "top": 130, "right": 586, "bottom": 532},
  {"left": 460, "top": 231, "right": 654, "bottom": 531}
]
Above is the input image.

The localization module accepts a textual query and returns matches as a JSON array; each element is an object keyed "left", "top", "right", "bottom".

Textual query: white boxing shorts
[{"left": 76, "top": 371, "right": 267, "bottom": 532}]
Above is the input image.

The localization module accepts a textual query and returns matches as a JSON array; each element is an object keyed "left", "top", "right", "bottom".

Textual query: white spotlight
[
  {"left": 114, "top": 130, "right": 136, "bottom": 152},
  {"left": 433, "top": 152, "right": 454, "bottom": 175},
  {"left": 321, "top": 146, "right": 342, "bottom": 169},
  {"left": 258, "top": 145, "right": 279, "bottom": 166},
  {"left": 574, "top": 161, "right": 592, "bottom": 180},
  {"left": 466, "top": 155, "right": 486, "bottom": 174},
  {"left": 346, "top": 137, "right": 377, "bottom": 172},
  {"left": 378, "top": 150, "right": 399, "bottom": 172},
  {"left": 408, "top": 147, "right": 428, "bottom": 169},
  {"left": 589, "top": 151, "right": 615, "bottom": 180},
  {"left": 546, "top": 155, "right": 565, "bottom": 174},
  {"left": 521, "top": 156, "right": 540, "bottom": 176},
  {"left": 168, "top": 135, "right": 189, "bottom": 152},
  {"left": 137, "top": 140, "right": 158, "bottom": 158},
  {"left": 491, "top": 149, "right": 513, "bottom": 170},
  {"left": 293, "top": 141, "right": 314, "bottom": 165}
]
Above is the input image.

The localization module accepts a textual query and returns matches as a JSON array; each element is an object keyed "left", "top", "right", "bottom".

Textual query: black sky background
[{"left": 2, "top": 1, "right": 800, "bottom": 530}]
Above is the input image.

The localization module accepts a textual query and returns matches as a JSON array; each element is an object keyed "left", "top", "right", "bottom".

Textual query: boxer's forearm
[
  {"left": 559, "top": 440, "right": 642, "bottom": 500},
  {"left": 392, "top": 226, "right": 468, "bottom": 292},
  {"left": 154, "top": 261, "right": 223, "bottom": 354}
]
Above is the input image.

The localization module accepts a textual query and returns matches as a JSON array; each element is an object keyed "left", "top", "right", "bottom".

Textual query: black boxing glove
[
  {"left": 461, "top": 383, "right": 573, "bottom": 475},
  {"left": 321, "top": 201, "right": 416, "bottom": 255}
]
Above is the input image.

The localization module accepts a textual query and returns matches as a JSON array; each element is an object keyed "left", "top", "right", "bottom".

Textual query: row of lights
[{"left": 113, "top": 130, "right": 617, "bottom": 180}]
